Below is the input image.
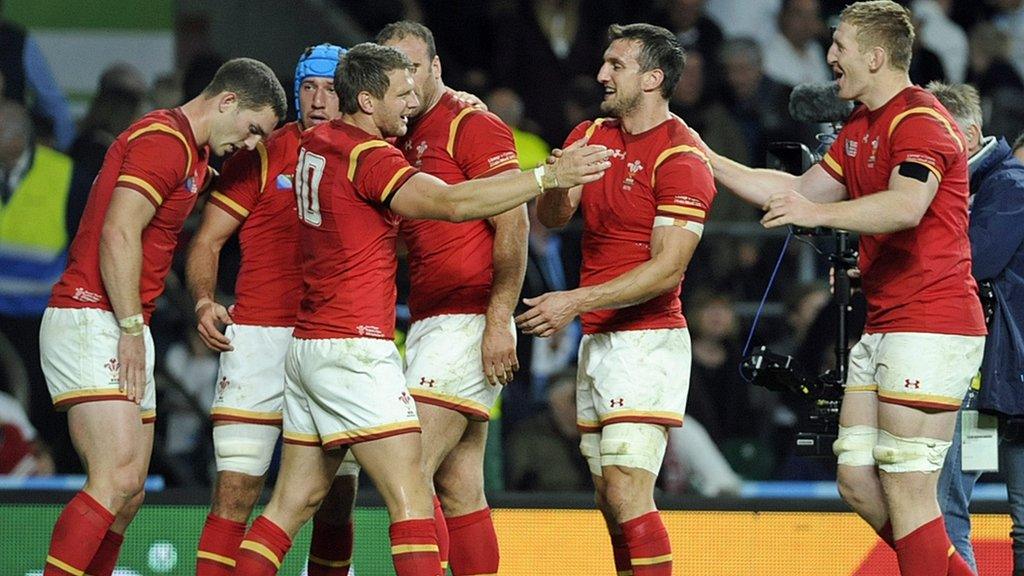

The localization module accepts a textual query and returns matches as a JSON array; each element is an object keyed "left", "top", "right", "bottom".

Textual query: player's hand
[
  {"left": 117, "top": 332, "right": 147, "bottom": 404},
  {"left": 515, "top": 290, "right": 581, "bottom": 338},
  {"left": 546, "top": 147, "right": 564, "bottom": 166},
  {"left": 550, "top": 138, "right": 612, "bottom": 188},
  {"left": 195, "top": 299, "right": 235, "bottom": 352},
  {"left": 482, "top": 318, "right": 518, "bottom": 386},
  {"left": 450, "top": 90, "right": 488, "bottom": 111},
  {"left": 760, "top": 190, "right": 823, "bottom": 229}
]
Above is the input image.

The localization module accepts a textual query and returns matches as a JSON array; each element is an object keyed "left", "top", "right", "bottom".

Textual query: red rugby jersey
[
  {"left": 564, "top": 116, "right": 717, "bottom": 335},
  {"left": 396, "top": 90, "right": 520, "bottom": 321},
  {"left": 820, "top": 86, "right": 985, "bottom": 335},
  {"left": 293, "top": 120, "right": 418, "bottom": 340},
  {"left": 207, "top": 122, "right": 303, "bottom": 327},
  {"left": 49, "top": 108, "right": 210, "bottom": 321}
]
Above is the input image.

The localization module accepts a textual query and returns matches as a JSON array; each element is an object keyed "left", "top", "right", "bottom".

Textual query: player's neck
[
  {"left": 859, "top": 73, "right": 912, "bottom": 111},
  {"left": 619, "top": 99, "right": 672, "bottom": 135},
  {"left": 180, "top": 97, "right": 211, "bottom": 145},
  {"left": 419, "top": 81, "right": 446, "bottom": 118},
  {"left": 341, "top": 113, "right": 382, "bottom": 138}
]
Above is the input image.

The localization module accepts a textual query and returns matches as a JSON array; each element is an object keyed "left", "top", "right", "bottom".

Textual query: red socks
[
  {"left": 84, "top": 530, "right": 125, "bottom": 576},
  {"left": 432, "top": 496, "right": 450, "bottom": 572},
  {"left": 610, "top": 531, "right": 633, "bottom": 575},
  {"left": 895, "top": 516, "right": 974, "bottom": 576},
  {"left": 621, "top": 511, "right": 672, "bottom": 576},
  {"left": 308, "top": 518, "right": 355, "bottom": 576},
  {"left": 390, "top": 518, "right": 443, "bottom": 576},
  {"left": 447, "top": 507, "right": 499, "bottom": 575},
  {"left": 44, "top": 491, "right": 115, "bottom": 576},
  {"left": 234, "top": 516, "right": 292, "bottom": 576},
  {"left": 196, "top": 514, "right": 247, "bottom": 575}
]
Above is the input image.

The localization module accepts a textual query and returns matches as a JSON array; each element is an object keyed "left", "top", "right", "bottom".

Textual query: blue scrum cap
[{"left": 294, "top": 43, "right": 346, "bottom": 120}]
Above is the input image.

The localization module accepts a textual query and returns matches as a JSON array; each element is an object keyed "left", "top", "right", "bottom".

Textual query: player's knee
[
  {"left": 872, "top": 429, "right": 950, "bottom": 474},
  {"left": 118, "top": 490, "right": 146, "bottom": 522},
  {"left": 213, "top": 424, "right": 279, "bottom": 476},
  {"left": 833, "top": 425, "right": 879, "bottom": 467},
  {"left": 598, "top": 423, "right": 668, "bottom": 476}
]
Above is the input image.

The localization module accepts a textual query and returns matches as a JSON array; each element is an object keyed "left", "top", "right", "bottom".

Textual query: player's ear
[
  {"left": 868, "top": 46, "right": 885, "bottom": 72},
  {"left": 642, "top": 68, "right": 664, "bottom": 93},
  {"left": 357, "top": 90, "right": 375, "bottom": 115},
  {"left": 217, "top": 91, "right": 239, "bottom": 113},
  {"left": 432, "top": 55, "right": 442, "bottom": 80}
]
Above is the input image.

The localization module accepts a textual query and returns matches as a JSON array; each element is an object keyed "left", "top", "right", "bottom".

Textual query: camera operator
[
  {"left": 930, "top": 81, "right": 1024, "bottom": 575},
  {"left": 705, "top": 3, "right": 984, "bottom": 574}
]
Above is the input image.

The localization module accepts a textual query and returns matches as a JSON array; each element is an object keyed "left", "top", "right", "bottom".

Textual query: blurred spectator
[
  {"left": 990, "top": 0, "right": 1024, "bottom": 82},
  {"left": 968, "top": 21, "right": 1024, "bottom": 143},
  {"left": 150, "top": 72, "right": 183, "bottom": 111},
  {"left": 669, "top": 50, "right": 757, "bottom": 221},
  {"left": 720, "top": 37, "right": 814, "bottom": 167},
  {"left": 0, "top": 2, "right": 75, "bottom": 150},
  {"left": 486, "top": 87, "right": 551, "bottom": 169},
  {"left": 763, "top": 0, "right": 831, "bottom": 88},
  {"left": 0, "top": 99, "right": 88, "bottom": 473},
  {"left": 908, "top": 12, "right": 947, "bottom": 87},
  {"left": 161, "top": 331, "right": 218, "bottom": 486},
  {"left": 69, "top": 63, "right": 148, "bottom": 189},
  {"left": 705, "top": 0, "right": 780, "bottom": 45},
  {"left": 0, "top": 389, "right": 54, "bottom": 476},
  {"left": 660, "top": 418, "right": 743, "bottom": 496},
  {"left": 182, "top": 51, "right": 227, "bottom": 103},
  {"left": 773, "top": 281, "right": 830, "bottom": 356},
  {"left": 506, "top": 369, "right": 591, "bottom": 491},
  {"left": 913, "top": 0, "right": 969, "bottom": 82},
  {"left": 659, "top": 0, "right": 724, "bottom": 58}
]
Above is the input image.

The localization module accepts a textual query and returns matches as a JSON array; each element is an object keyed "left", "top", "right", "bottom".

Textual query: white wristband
[{"left": 532, "top": 165, "right": 545, "bottom": 194}]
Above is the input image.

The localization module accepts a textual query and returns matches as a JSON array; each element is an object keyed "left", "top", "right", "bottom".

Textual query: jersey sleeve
[
  {"left": 562, "top": 120, "right": 594, "bottom": 149},
  {"left": 652, "top": 149, "right": 717, "bottom": 238},
  {"left": 820, "top": 130, "right": 848, "bottom": 184},
  {"left": 451, "top": 111, "right": 520, "bottom": 178},
  {"left": 207, "top": 144, "right": 264, "bottom": 222},
  {"left": 889, "top": 112, "right": 965, "bottom": 182},
  {"left": 355, "top": 144, "right": 418, "bottom": 206},
  {"left": 116, "top": 126, "right": 191, "bottom": 208}
]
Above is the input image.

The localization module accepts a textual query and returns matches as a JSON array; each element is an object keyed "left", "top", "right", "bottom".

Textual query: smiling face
[
  {"left": 382, "top": 35, "right": 440, "bottom": 119},
  {"left": 372, "top": 68, "right": 420, "bottom": 138},
  {"left": 298, "top": 76, "right": 340, "bottom": 130},
  {"left": 208, "top": 94, "right": 278, "bottom": 156},
  {"left": 597, "top": 38, "right": 645, "bottom": 117},
  {"left": 826, "top": 21, "right": 873, "bottom": 102}
]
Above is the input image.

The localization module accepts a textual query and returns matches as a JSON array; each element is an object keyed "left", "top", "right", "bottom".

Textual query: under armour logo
[
  {"left": 419, "top": 377, "right": 435, "bottom": 388},
  {"left": 610, "top": 398, "right": 624, "bottom": 408},
  {"left": 904, "top": 379, "right": 921, "bottom": 389}
]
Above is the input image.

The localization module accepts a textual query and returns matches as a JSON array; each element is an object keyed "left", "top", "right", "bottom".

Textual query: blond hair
[{"left": 840, "top": 1, "right": 915, "bottom": 72}]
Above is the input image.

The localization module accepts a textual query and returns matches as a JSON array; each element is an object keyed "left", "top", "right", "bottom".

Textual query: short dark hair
[
  {"left": 335, "top": 42, "right": 414, "bottom": 115},
  {"left": 608, "top": 23, "right": 685, "bottom": 99},
  {"left": 202, "top": 58, "right": 287, "bottom": 119},
  {"left": 376, "top": 20, "right": 437, "bottom": 61}
]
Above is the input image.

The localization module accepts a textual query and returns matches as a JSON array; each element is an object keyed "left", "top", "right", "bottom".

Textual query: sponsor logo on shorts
[
  {"left": 105, "top": 358, "right": 119, "bottom": 385},
  {"left": 610, "top": 397, "right": 625, "bottom": 408},
  {"left": 72, "top": 287, "right": 103, "bottom": 303},
  {"left": 217, "top": 377, "right": 230, "bottom": 401},
  {"left": 904, "top": 379, "right": 921, "bottom": 389},
  {"left": 399, "top": 391, "right": 415, "bottom": 417},
  {"left": 419, "top": 377, "right": 436, "bottom": 388}
]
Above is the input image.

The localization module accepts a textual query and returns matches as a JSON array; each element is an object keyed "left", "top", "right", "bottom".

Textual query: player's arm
[
  {"left": 389, "top": 140, "right": 611, "bottom": 222},
  {"left": 516, "top": 225, "right": 698, "bottom": 337},
  {"left": 186, "top": 203, "right": 243, "bottom": 352},
  {"left": 99, "top": 188, "right": 156, "bottom": 403},
  {"left": 483, "top": 181, "right": 529, "bottom": 385},
  {"left": 709, "top": 150, "right": 848, "bottom": 206},
  {"left": 535, "top": 184, "right": 582, "bottom": 229},
  {"left": 761, "top": 163, "right": 938, "bottom": 234}
]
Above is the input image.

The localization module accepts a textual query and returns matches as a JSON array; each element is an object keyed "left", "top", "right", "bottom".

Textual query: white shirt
[
  {"left": 762, "top": 32, "right": 831, "bottom": 87},
  {"left": 913, "top": 0, "right": 968, "bottom": 82}
]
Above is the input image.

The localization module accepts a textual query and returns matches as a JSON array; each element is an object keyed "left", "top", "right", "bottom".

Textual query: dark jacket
[{"left": 970, "top": 137, "right": 1024, "bottom": 416}]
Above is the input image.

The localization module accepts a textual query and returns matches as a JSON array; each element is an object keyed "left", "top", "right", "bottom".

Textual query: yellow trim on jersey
[
  {"left": 583, "top": 118, "right": 608, "bottom": 140},
  {"left": 651, "top": 145, "right": 711, "bottom": 187},
  {"left": 256, "top": 141, "right": 269, "bottom": 195},
  {"left": 632, "top": 554, "right": 673, "bottom": 566},
  {"left": 309, "top": 555, "right": 352, "bottom": 568},
  {"left": 127, "top": 123, "right": 193, "bottom": 175},
  {"left": 391, "top": 544, "right": 440, "bottom": 555},
  {"left": 888, "top": 106, "right": 965, "bottom": 153},
  {"left": 845, "top": 384, "right": 878, "bottom": 393},
  {"left": 380, "top": 166, "right": 414, "bottom": 202},
  {"left": 657, "top": 204, "right": 706, "bottom": 219},
  {"left": 117, "top": 175, "right": 163, "bottom": 206},
  {"left": 823, "top": 153, "right": 844, "bottom": 177},
  {"left": 347, "top": 140, "right": 390, "bottom": 182},
  {"left": 447, "top": 107, "right": 477, "bottom": 156},
  {"left": 240, "top": 541, "right": 282, "bottom": 567},
  {"left": 210, "top": 191, "right": 251, "bottom": 218},
  {"left": 46, "top": 556, "right": 84, "bottom": 576},
  {"left": 197, "top": 550, "right": 237, "bottom": 567}
]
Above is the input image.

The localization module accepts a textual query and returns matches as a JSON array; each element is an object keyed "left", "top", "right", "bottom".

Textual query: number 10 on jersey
[{"left": 296, "top": 148, "right": 325, "bottom": 227}]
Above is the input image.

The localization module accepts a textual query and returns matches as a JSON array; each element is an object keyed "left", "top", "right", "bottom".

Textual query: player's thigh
[
  {"left": 68, "top": 400, "right": 149, "bottom": 476},
  {"left": 417, "top": 402, "right": 468, "bottom": 475},
  {"left": 435, "top": 419, "right": 488, "bottom": 491}
]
